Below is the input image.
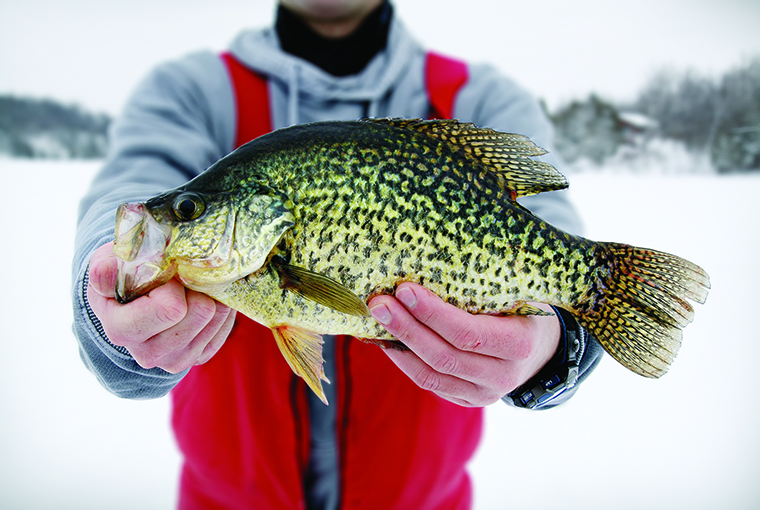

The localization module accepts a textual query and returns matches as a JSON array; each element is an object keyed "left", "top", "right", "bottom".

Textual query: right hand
[{"left": 87, "top": 242, "right": 236, "bottom": 373}]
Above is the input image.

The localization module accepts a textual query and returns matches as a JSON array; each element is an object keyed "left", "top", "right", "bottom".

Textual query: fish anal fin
[
  {"left": 272, "top": 325, "right": 330, "bottom": 405},
  {"left": 271, "top": 257, "right": 370, "bottom": 317},
  {"left": 363, "top": 118, "right": 567, "bottom": 198}
]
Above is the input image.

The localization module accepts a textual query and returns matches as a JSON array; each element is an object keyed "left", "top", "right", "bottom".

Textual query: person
[{"left": 72, "top": 1, "right": 603, "bottom": 508}]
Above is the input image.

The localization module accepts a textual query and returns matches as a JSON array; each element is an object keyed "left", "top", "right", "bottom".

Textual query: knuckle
[
  {"left": 453, "top": 326, "right": 486, "bottom": 352},
  {"left": 415, "top": 368, "right": 443, "bottom": 393},
  {"left": 155, "top": 300, "right": 187, "bottom": 325},
  {"left": 429, "top": 350, "right": 459, "bottom": 375},
  {"left": 192, "top": 299, "right": 217, "bottom": 324}
]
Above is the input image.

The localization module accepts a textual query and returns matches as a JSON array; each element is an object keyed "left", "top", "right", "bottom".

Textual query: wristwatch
[{"left": 504, "top": 307, "right": 585, "bottom": 409}]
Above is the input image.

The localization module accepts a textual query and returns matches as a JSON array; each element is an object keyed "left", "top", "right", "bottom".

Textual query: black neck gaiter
[{"left": 276, "top": 1, "right": 392, "bottom": 77}]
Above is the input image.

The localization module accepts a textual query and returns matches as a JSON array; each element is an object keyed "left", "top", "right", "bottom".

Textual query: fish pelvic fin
[
  {"left": 271, "top": 257, "right": 370, "bottom": 317},
  {"left": 272, "top": 325, "right": 330, "bottom": 405},
  {"left": 579, "top": 242, "right": 710, "bottom": 378},
  {"left": 364, "top": 117, "right": 568, "bottom": 199}
]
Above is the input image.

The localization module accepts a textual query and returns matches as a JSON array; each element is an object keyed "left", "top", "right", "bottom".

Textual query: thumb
[{"left": 88, "top": 242, "right": 119, "bottom": 299}]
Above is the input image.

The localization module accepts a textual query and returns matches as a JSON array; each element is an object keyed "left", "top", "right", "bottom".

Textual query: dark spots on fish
[
  {"left": 326, "top": 243, "right": 341, "bottom": 263},
  {"left": 472, "top": 253, "right": 489, "bottom": 274},
  {"left": 379, "top": 252, "right": 389, "bottom": 276},
  {"left": 393, "top": 249, "right": 411, "bottom": 271}
]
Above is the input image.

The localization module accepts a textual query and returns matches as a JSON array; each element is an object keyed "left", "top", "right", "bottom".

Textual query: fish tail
[{"left": 578, "top": 242, "right": 710, "bottom": 378}]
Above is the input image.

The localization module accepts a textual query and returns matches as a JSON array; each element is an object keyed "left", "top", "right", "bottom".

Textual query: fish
[{"left": 113, "top": 118, "right": 710, "bottom": 404}]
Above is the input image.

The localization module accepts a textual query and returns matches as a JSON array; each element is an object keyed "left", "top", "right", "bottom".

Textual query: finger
[
  {"left": 383, "top": 348, "right": 499, "bottom": 407},
  {"left": 392, "top": 283, "right": 549, "bottom": 360},
  {"left": 369, "top": 295, "right": 510, "bottom": 388},
  {"left": 196, "top": 308, "right": 237, "bottom": 366},
  {"left": 130, "top": 291, "right": 219, "bottom": 372},
  {"left": 90, "top": 278, "right": 190, "bottom": 346},
  {"left": 88, "top": 243, "right": 119, "bottom": 298},
  {"left": 151, "top": 301, "right": 234, "bottom": 373}
]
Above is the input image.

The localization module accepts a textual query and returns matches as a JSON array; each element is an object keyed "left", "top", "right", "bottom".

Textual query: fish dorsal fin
[
  {"left": 271, "top": 257, "right": 370, "bottom": 318},
  {"left": 365, "top": 118, "right": 568, "bottom": 199}
]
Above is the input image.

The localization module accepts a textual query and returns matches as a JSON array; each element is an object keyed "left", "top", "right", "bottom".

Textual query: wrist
[{"left": 503, "top": 307, "right": 585, "bottom": 409}]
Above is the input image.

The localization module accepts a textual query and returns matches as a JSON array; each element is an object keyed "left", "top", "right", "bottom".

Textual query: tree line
[
  {"left": 550, "top": 56, "right": 760, "bottom": 173},
  {"left": 0, "top": 95, "right": 110, "bottom": 158},
  {"left": 2, "top": 56, "right": 759, "bottom": 172}
]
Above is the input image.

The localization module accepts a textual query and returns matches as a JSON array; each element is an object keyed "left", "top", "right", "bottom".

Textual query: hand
[
  {"left": 86, "top": 243, "right": 236, "bottom": 373},
  {"left": 368, "top": 283, "right": 561, "bottom": 407}
]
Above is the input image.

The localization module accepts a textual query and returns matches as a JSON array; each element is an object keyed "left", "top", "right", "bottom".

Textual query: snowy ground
[{"left": 1, "top": 158, "right": 758, "bottom": 509}]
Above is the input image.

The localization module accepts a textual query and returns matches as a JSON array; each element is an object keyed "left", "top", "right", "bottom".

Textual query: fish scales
[
  {"left": 113, "top": 118, "right": 710, "bottom": 403},
  {"left": 225, "top": 121, "right": 594, "bottom": 319}
]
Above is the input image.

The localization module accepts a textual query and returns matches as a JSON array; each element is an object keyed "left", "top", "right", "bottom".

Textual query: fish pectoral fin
[
  {"left": 501, "top": 302, "right": 555, "bottom": 317},
  {"left": 272, "top": 257, "right": 370, "bottom": 317},
  {"left": 363, "top": 118, "right": 567, "bottom": 199},
  {"left": 272, "top": 325, "right": 330, "bottom": 405}
]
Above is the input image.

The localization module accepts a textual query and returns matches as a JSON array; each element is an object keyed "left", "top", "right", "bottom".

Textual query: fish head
[{"left": 113, "top": 187, "right": 294, "bottom": 303}]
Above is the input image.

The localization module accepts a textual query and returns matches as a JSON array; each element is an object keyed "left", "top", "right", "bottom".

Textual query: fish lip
[
  {"left": 115, "top": 258, "right": 178, "bottom": 303},
  {"left": 113, "top": 203, "right": 146, "bottom": 262},
  {"left": 114, "top": 202, "right": 175, "bottom": 302}
]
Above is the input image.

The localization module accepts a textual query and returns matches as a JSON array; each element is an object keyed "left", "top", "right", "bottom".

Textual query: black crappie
[{"left": 113, "top": 118, "right": 710, "bottom": 403}]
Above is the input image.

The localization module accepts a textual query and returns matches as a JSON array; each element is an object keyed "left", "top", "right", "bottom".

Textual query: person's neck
[{"left": 276, "top": 0, "right": 392, "bottom": 77}]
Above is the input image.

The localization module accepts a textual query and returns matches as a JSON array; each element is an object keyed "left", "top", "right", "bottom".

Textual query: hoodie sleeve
[
  {"left": 71, "top": 51, "right": 236, "bottom": 399},
  {"left": 453, "top": 63, "right": 604, "bottom": 406}
]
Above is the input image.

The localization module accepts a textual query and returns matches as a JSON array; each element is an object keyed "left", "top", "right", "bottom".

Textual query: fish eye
[{"left": 172, "top": 192, "right": 205, "bottom": 221}]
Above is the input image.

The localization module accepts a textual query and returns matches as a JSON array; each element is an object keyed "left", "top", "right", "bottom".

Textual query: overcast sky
[{"left": 2, "top": 0, "right": 759, "bottom": 115}]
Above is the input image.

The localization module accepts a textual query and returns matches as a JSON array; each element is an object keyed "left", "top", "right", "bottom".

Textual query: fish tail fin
[
  {"left": 579, "top": 242, "right": 710, "bottom": 378},
  {"left": 272, "top": 325, "right": 330, "bottom": 404}
]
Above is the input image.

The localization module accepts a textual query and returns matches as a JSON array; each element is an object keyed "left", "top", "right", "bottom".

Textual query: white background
[{"left": 1, "top": 1, "right": 759, "bottom": 509}]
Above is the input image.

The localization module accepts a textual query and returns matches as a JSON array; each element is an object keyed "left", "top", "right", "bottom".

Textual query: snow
[{"left": 1, "top": 158, "right": 758, "bottom": 509}]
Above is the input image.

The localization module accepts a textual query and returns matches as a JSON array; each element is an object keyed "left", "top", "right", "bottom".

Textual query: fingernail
[
  {"left": 396, "top": 286, "right": 417, "bottom": 309},
  {"left": 370, "top": 304, "right": 392, "bottom": 325}
]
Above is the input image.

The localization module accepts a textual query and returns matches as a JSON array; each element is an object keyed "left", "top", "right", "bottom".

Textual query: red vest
[{"left": 171, "top": 52, "right": 483, "bottom": 510}]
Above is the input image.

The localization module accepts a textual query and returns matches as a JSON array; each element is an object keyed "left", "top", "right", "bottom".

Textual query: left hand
[{"left": 368, "top": 282, "right": 561, "bottom": 407}]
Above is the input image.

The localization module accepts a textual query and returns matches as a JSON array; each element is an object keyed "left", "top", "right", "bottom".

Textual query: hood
[{"left": 228, "top": 17, "right": 421, "bottom": 125}]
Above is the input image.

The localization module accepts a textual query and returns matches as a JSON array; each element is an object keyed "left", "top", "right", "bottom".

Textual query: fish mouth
[{"left": 113, "top": 203, "right": 176, "bottom": 304}]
